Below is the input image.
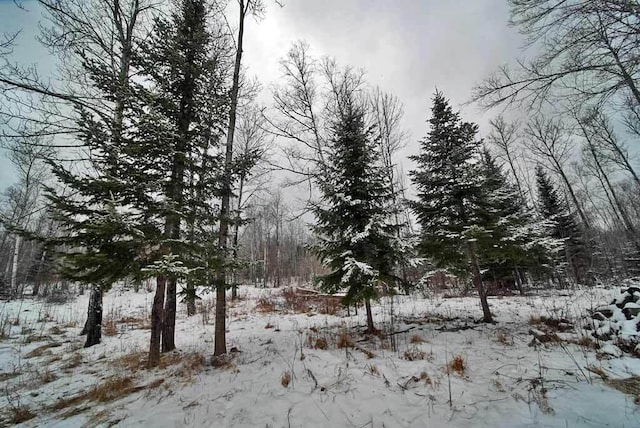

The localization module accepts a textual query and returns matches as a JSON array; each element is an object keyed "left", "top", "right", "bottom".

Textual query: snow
[{"left": 1, "top": 285, "right": 640, "bottom": 427}]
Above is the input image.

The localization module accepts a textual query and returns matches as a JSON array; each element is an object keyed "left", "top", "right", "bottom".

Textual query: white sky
[{"left": 0, "top": 0, "right": 524, "bottom": 192}]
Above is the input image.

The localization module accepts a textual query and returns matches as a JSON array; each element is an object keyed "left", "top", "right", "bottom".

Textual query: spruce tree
[
  {"left": 409, "top": 91, "right": 492, "bottom": 322},
  {"left": 535, "top": 166, "right": 591, "bottom": 284},
  {"left": 135, "top": 0, "right": 230, "bottom": 364},
  {"left": 312, "top": 98, "right": 409, "bottom": 333},
  {"left": 477, "top": 149, "right": 547, "bottom": 291}
]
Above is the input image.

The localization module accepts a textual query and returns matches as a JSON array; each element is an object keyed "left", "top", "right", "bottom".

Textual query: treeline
[{"left": 0, "top": 0, "right": 639, "bottom": 359}]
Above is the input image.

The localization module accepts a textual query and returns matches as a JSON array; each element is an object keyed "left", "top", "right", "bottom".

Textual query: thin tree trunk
[
  {"left": 10, "top": 236, "right": 20, "bottom": 298},
  {"left": 32, "top": 249, "right": 47, "bottom": 297},
  {"left": 364, "top": 298, "right": 375, "bottom": 333},
  {"left": 554, "top": 160, "right": 590, "bottom": 228},
  {"left": 162, "top": 277, "right": 177, "bottom": 352},
  {"left": 467, "top": 243, "right": 493, "bottom": 323},
  {"left": 84, "top": 285, "right": 103, "bottom": 348},
  {"left": 148, "top": 275, "right": 166, "bottom": 368},
  {"left": 215, "top": 0, "right": 247, "bottom": 357},
  {"left": 231, "top": 175, "right": 245, "bottom": 300},
  {"left": 186, "top": 282, "right": 196, "bottom": 316}
]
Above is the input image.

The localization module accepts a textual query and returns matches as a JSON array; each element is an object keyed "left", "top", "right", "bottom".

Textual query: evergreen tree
[
  {"left": 135, "top": 0, "right": 231, "bottom": 365},
  {"left": 38, "top": 0, "right": 152, "bottom": 347},
  {"left": 312, "top": 98, "right": 409, "bottom": 333},
  {"left": 409, "top": 91, "right": 492, "bottom": 322},
  {"left": 535, "top": 166, "right": 591, "bottom": 284},
  {"left": 477, "top": 149, "right": 548, "bottom": 291}
]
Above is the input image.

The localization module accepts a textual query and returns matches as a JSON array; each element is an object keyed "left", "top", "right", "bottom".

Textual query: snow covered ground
[{"left": 1, "top": 285, "right": 639, "bottom": 427}]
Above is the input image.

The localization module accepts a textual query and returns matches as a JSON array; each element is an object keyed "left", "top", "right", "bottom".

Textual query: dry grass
[
  {"left": 586, "top": 365, "right": 608, "bottom": 380},
  {"left": 496, "top": 330, "right": 512, "bottom": 345},
  {"left": 119, "top": 315, "right": 150, "bottom": 330},
  {"left": 102, "top": 318, "right": 118, "bottom": 336},
  {"left": 174, "top": 353, "right": 206, "bottom": 378},
  {"left": 281, "top": 371, "right": 291, "bottom": 387},
  {"left": 409, "top": 334, "right": 426, "bottom": 344},
  {"left": 420, "top": 371, "right": 432, "bottom": 385},
  {"left": 39, "top": 368, "right": 58, "bottom": 384},
  {"left": 447, "top": 355, "right": 466, "bottom": 375},
  {"left": 113, "top": 352, "right": 146, "bottom": 371},
  {"left": 26, "top": 342, "right": 60, "bottom": 358},
  {"left": 313, "top": 336, "right": 328, "bottom": 350},
  {"left": 570, "top": 335, "right": 600, "bottom": 350},
  {"left": 49, "top": 326, "right": 65, "bottom": 335},
  {"left": 23, "top": 334, "right": 45, "bottom": 344},
  {"left": 367, "top": 364, "right": 379, "bottom": 376},
  {"left": 281, "top": 288, "right": 311, "bottom": 313},
  {"left": 212, "top": 354, "right": 236, "bottom": 370},
  {"left": 337, "top": 330, "right": 353, "bottom": 348},
  {"left": 356, "top": 346, "right": 375, "bottom": 359},
  {"left": 404, "top": 347, "right": 427, "bottom": 361},
  {"left": 529, "top": 315, "right": 573, "bottom": 332},
  {"left": 255, "top": 296, "right": 277, "bottom": 313},
  {"left": 51, "top": 376, "right": 138, "bottom": 411},
  {"left": 0, "top": 371, "right": 21, "bottom": 382},
  {"left": 7, "top": 406, "right": 36, "bottom": 424},
  {"left": 63, "top": 353, "right": 83, "bottom": 369},
  {"left": 605, "top": 376, "right": 640, "bottom": 397}
]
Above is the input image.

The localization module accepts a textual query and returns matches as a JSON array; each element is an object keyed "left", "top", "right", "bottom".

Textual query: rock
[
  {"left": 592, "top": 312, "right": 607, "bottom": 321},
  {"left": 529, "top": 328, "right": 558, "bottom": 343},
  {"left": 593, "top": 306, "right": 613, "bottom": 318},
  {"left": 598, "top": 343, "right": 623, "bottom": 358},
  {"left": 622, "top": 302, "right": 640, "bottom": 319}
]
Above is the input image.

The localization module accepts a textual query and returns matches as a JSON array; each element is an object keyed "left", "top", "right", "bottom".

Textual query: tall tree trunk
[
  {"left": 32, "top": 249, "right": 47, "bottom": 297},
  {"left": 231, "top": 175, "right": 245, "bottom": 300},
  {"left": 214, "top": 0, "right": 247, "bottom": 357},
  {"left": 84, "top": 285, "right": 103, "bottom": 348},
  {"left": 10, "top": 236, "right": 20, "bottom": 298},
  {"left": 162, "top": 277, "right": 177, "bottom": 352},
  {"left": 467, "top": 243, "right": 493, "bottom": 323},
  {"left": 554, "top": 160, "right": 590, "bottom": 228},
  {"left": 364, "top": 297, "right": 375, "bottom": 333},
  {"left": 149, "top": 275, "right": 166, "bottom": 367}
]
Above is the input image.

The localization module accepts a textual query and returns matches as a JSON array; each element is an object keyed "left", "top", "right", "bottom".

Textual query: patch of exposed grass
[
  {"left": 404, "top": 347, "right": 427, "bottom": 361},
  {"left": 313, "top": 336, "right": 328, "bottom": 350},
  {"left": 606, "top": 376, "right": 640, "bottom": 397},
  {"left": 102, "top": 318, "right": 118, "bottom": 337},
  {"left": 26, "top": 342, "right": 61, "bottom": 358},
  {"left": 51, "top": 376, "right": 140, "bottom": 411},
  {"left": 255, "top": 296, "right": 277, "bottom": 313},
  {"left": 63, "top": 353, "right": 83, "bottom": 369},
  {"left": 6, "top": 406, "right": 36, "bottom": 424},
  {"left": 447, "top": 355, "right": 466, "bottom": 375},
  {"left": 410, "top": 334, "right": 426, "bottom": 344},
  {"left": 366, "top": 364, "right": 379, "bottom": 376},
  {"left": 337, "top": 330, "right": 353, "bottom": 348},
  {"left": 281, "top": 371, "right": 291, "bottom": 387},
  {"left": 496, "top": 330, "right": 512, "bottom": 345}
]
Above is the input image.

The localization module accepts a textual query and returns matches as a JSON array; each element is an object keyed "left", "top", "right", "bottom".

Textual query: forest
[{"left": 1, "top": 1, "right": 640, "bottom": 426}]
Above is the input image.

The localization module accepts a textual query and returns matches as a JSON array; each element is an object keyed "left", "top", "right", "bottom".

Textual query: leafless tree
[
  {"left": 525, "top": 115, "right": 590, "bottom": 226},
  {"left": 474, "top": 0, "right": 640, "bottom": 116},
  {"left": 487, "top": 116, "right": 528, "bottom": 200}
]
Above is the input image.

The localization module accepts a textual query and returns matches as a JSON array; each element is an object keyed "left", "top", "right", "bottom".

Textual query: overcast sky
[{"left": 0, "top": 0, "right": 524, "bottom": 192}]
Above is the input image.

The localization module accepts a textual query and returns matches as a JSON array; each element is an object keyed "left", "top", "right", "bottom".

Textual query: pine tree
[
  {"left": 535, "top": 166, "right": 591, "bottom": 284},
  {"left": 477, "top": 149, "right": 546, "bottom": 291},
  {"left": 409, "top": 91, "right": 492, "bottom": 322},
  {"left": 312, "top": 98, "right": 409, "bottom": 333},
  {"left": 135, "top": 0, "right": 231, "bottom": 365}
]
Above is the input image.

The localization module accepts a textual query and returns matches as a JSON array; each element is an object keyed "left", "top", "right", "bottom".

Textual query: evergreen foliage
[
  {"left": 409, "top": 91, "right": 485, "bottom": 275},
  {"left": 311, "top": 97, "right": 409, "bottom": 324},
  {"left": 535, "top": 166, "right": 591, "bottom": 284}
]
